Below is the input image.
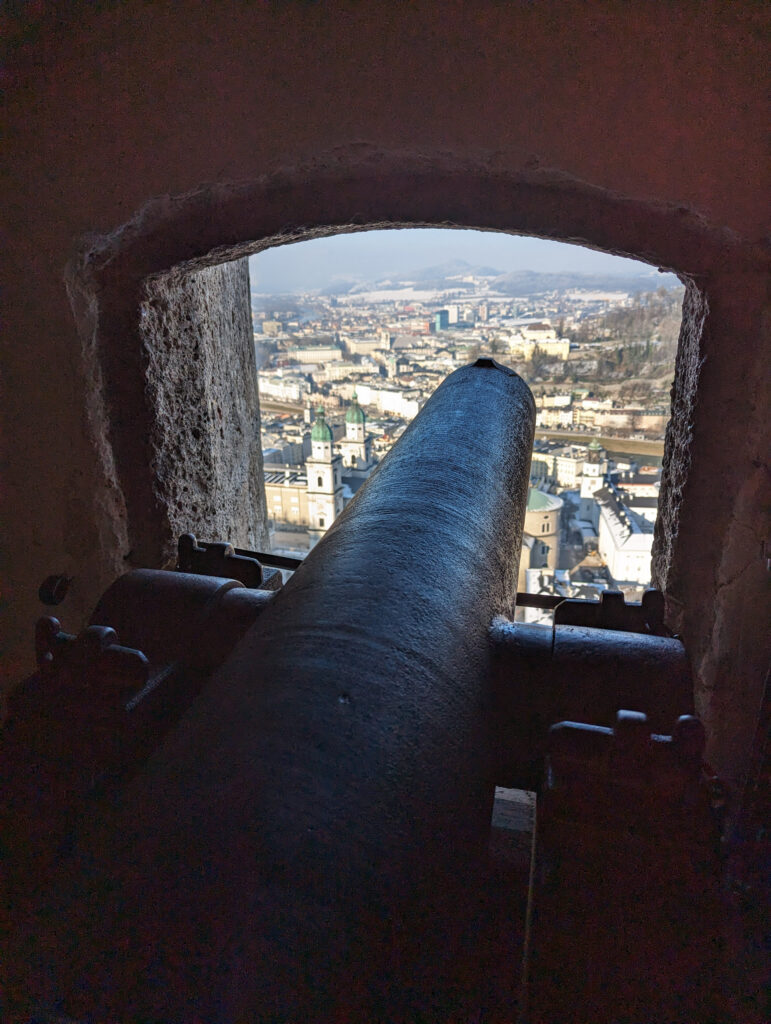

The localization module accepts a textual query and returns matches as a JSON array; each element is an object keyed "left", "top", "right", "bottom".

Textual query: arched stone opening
[{"left": 65, "top": 154, "right": 768, "bottom": 787}]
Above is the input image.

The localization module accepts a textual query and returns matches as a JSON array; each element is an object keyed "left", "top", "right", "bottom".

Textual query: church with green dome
[
  {"left": 306, "top": 405, "right": 344, "bottom": 543},
  {"left": 263, "top": 398, "right": 379, "bottom": 553},
  {"left": 338, "top": 392, "right": 376, "bottom": 478}
]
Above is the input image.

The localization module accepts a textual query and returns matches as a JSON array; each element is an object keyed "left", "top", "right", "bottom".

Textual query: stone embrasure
[{"left": 141, "top": 258, "right": 269, "bottom": 561}]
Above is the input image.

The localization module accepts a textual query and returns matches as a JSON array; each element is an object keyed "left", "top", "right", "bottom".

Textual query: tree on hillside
[{"left": 526, "top": 344, "right": 549, "bottom": 379}]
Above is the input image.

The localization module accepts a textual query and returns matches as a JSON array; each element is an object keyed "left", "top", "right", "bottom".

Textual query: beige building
[
  {"left": 518, "top": 488, "right": 563, "bottom": 591},
  {"left": 354, "top": 383, "right": 422, "bottom": 419},
  {"left": 264, "top": 407, "right": 344, "bottom": 545},
  {"left": 593, "top": 408, "right": 668, "bottom": 434},
  {"left": 265, "top": 467, "right": 310, "bottom": 526},
  {"left": 345, "top": 336, "right": 387, "bottom": 357},
  {"left": 551, "top": 445, "right": 588, "bottom": 488},
  {"left": 265, "top": 402, "right": 376, "bottom": 547},
  {"left": 508, "top": 334, "right": 571, "bottom": 361},
  {"left": 536, "top": 405, "right": 573, "bottom": 429},
  {"left": 285, "top": 345, "right": 343, "bottom": 363},
  {"left": 258, "top": 372, "right": 311, "bottom": 403}
]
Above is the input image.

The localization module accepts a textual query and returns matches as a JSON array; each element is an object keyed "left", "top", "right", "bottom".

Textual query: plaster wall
[{"left": 2, "top": 2, "right": 769, "bottom": 786}]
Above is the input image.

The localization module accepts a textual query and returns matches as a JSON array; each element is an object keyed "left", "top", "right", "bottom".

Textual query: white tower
[
  {"left": 579, "top": 439, "right": 608, "bottom": 527},
  {"left": 306, "top": 405, "right": 344, "bottom": 544},
  {"left": 338, "top": 392, "right": 375, "bottom": 475}
]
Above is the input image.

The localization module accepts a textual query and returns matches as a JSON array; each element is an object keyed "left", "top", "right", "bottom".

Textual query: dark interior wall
[{"left": 2, "top": 2, "right": 769, "bottom": 785}]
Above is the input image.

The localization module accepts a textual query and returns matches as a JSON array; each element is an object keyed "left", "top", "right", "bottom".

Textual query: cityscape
[{"left": 251, "top": 234, "right": 683, "bottom": 621}]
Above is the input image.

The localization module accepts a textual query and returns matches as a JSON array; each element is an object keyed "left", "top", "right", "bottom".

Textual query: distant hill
[
  {"left": 490, "top": 269, "right": 680, "bottom": 296},
  {"left": 389, "top": 258, "right": 504, "bottom": 284},
  {"left": 252, "top": 260, "right": 681, "bottom": 298},
  {"left": 335, "top": 264, "right": 680, "bottom": 297},
  {"left": 319, "top": 278, "right": 364, "bottom": 296}
]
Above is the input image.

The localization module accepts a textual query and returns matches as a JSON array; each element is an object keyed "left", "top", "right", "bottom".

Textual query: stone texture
[
  {"left": 655, "top": 272, "right": 771, "bottom": 785},
  {"left": 653, "top": 280, "right": 707, "bottom": 591},
  {"left": 141, "top": 259, "right": 268, "bottom": 562}
]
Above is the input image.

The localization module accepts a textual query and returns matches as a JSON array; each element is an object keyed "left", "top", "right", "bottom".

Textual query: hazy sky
[{"left": 248, "top": 228, "right": 651, "bottom": 293}]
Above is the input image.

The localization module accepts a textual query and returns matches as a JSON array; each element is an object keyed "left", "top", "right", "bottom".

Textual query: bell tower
[
  {"left": 579, "top": 439, "right": 608, "bottom": 527},
  {"left": 306, "top": 405, "right": 344, "bottom": 543},
  {"left": 339, "top": 392, "right": 375, "bottom": 474}
]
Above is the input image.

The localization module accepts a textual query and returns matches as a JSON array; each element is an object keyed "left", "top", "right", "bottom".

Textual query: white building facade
[{"left": 597, "top": 487, "right": 653, "bottom": 585}]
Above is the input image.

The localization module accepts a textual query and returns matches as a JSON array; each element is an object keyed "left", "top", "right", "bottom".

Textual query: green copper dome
[
  {"left": 587, "top": 438, "right": 603, "bottom": 462},
  {"left": 527, "top": 487, "right": 563, "bottom": 512},
  {"left": 311, "top": 405, "right": 333, "bottom": 442},
  {"left": 346, "top": 392, "right": 366, "bottom": 426}
]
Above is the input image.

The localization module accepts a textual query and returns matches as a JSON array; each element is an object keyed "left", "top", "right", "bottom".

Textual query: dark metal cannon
[
  {"left": 7, "top": 359, "right": 535, "bottom": 1021},
  {"left": 2, "top": 359, "right": 724, "bottom": 1023}
]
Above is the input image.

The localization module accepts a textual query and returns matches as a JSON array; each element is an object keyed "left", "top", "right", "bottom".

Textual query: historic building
[
  {"left": 337, "top": 392, "right": 376, "bottom": 478},
  {"left": 305, "top": 406, "right": 345, "bottom": 543},
  {"left": 578, "top": 439, "right": 609, "bottom": 528},
  {"left": 517, "top": 488, "right": 564, "bottom": 592},
  {"left": 264, "top": 400, "right": 377, "bottom": 549},
  {"left": 264, "top": 465, "right": 310, "bottom": 529},
  {"left": 595, "top": 485, "right": 655, "bottom": 586}
]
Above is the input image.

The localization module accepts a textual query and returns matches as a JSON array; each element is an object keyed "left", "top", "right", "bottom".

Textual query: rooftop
[
  {"left": 527, "top": 488, "right": 563, "bottom": 512},
  {"left": 595, "top": 486, "right": 654, "bottom": 548}
]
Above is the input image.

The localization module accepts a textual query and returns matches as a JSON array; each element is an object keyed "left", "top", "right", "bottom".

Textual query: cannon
[{"left": 2, "top": 360, "right": 724, "bottom": 1022}]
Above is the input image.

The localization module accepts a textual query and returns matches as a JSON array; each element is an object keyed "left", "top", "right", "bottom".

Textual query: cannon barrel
[{"left": 46, "top": 359, "right": 536, "bottom": 1021}]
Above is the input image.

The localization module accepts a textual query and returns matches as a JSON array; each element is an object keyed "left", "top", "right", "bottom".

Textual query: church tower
[
  {"left": 306, "top": 405, "right": 344, "bottom": 544},
  {"left": 579, "top": 439, "right": 608, "bottom": 527},
  {"left": 346, "top": 391, "right": 366, "bottom": 443},
  {"left": 338, "top": 392, "right": 375, "bottom": 475}
]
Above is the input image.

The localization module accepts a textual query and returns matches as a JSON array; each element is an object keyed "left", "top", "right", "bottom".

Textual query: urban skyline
[{"left": 251, "top": 232, "right": 682, "bottom": 615}]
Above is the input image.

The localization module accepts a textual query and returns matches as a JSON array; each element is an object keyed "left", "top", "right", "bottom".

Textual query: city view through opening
[{"left": 250, "top": 229, "right": 683, "bottom": 623}]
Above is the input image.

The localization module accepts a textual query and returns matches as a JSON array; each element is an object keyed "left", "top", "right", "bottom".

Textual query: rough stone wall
[
  {"left": 141, "top": 259, "right": 268, "bottom": 561},
  {"left": 655, "top": 272, "right": 771, "bottom": 783},
  {"left": 653, "top": 281, "right": 708, "bottom": 589}
]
